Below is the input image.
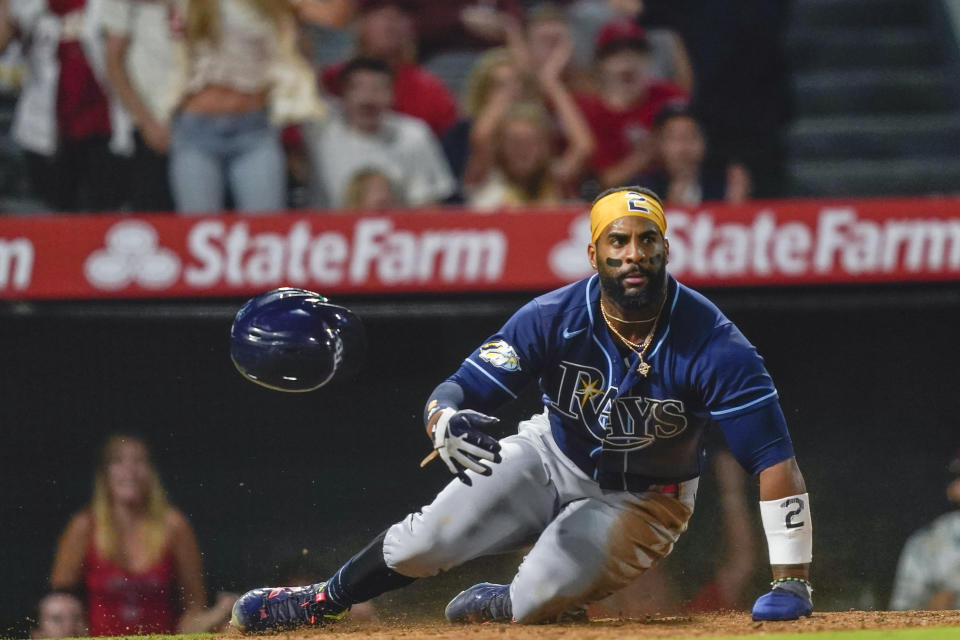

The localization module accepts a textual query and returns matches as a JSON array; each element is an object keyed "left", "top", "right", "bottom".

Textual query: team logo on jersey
[
  {"left": 479, "top": 340, "right": 521, "bottom": 372},
  {"left": 550, "top": 360, "right": 687, "bottom": 450}
]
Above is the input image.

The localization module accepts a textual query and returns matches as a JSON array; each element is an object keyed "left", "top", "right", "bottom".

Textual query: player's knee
[{"left": 382, "top": 521, "right": 447, "bottom": 578}]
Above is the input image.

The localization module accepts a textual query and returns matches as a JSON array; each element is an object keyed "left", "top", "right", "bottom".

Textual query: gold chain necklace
[
  {"left": 600, "top": 305, "right": 659, "bottom": 324},
  {"left": 600, "top": 295, "right": 666, "bottom": 377}
]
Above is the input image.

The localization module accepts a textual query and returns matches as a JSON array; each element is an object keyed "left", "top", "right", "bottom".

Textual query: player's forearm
[
  {"left": 758, "top": 459, "right": 811, "bottom": 579},
  {"left": 424, "top": 380, "right": 465, "bottom": 437},
  {"left": 758, "top": 458, "right": 806, "bottom": 500}
]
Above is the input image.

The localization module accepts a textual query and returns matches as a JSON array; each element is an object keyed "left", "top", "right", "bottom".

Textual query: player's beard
[{"left": 598, "top": 261, "right": 668, "bottom": 310}]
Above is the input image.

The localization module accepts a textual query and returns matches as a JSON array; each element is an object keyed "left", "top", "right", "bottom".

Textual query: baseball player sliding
[{"left": 231, "top": 186, "right": 814, "bottom": 630}]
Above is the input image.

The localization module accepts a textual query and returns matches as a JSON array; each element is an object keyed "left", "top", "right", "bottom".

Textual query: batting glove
[
  {"left": 432, "top": 409, "right": 502, "bottom": 485},
  {"left": 752, "top": 579, "right": 813, "bottom": 621}
]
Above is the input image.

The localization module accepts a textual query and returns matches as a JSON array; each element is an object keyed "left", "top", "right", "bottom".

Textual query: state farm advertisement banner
[{"left": 1, "top": 196, "right": 960, "bottom": 300}]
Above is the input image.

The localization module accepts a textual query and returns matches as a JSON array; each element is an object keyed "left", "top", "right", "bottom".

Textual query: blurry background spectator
[
  {"left": 455, "top": 11, "right": 594, "bottom": 207},
  {"left": 31, "top": 591, "right": 86, "bottom": 639},
  {"left": 0, "top": 0, "right": 125, "bottom": 212},
  {"left": 321, "top": 0, "right": 457, "bottom": 137},
  {"left": 574, "top": 19, "right": 687, "bottom": 192},
  {"left": 639, "top": 0, "right": 789, "bottom": 198},
  {"left": 102, "top": 0, "right": 177, "bottom": 213},
  {"left": 890, "top": 449, "right": 960, "bottom": 611},
  {"left": 466, "top": 103, "right": 562, "bottom": 209},
  {"left": 640, "top": 103, "right": 750, "bottom": 207},
  {"left": 443, "top": 47, "right": 532, "bottom": 187},
  {"left": 413, "top": 0, "right": 523, "bottom": 62},
  {"left": 563, "top": 0, "right": 693, "bottom": 93},
  {"left": 683, "top": 449, "right": 758, "bottom": 612},
  {"left": 304, "top": 57, "right": 454, "bottom": 208},
  {"left": 50, "top": 434, "right": 235, "bottom": 636},
  {"left": 164, "top": 0, "right": 324, "bottom": 214},
  {"left": 343, "top": 167, "right": 401, "bottom": 210}
]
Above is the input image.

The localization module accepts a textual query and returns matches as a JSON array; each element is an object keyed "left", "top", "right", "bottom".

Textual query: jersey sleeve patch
[{"left": 478, "top": 340, "right": 522, "bottom": 372}]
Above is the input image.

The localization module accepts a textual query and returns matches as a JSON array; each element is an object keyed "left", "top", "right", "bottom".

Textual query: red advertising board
[{"left": 1, "top": 196, "right": 959, "bottom": 300}]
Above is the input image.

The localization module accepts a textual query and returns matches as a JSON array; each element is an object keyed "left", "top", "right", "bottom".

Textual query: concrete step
[
  {"left": 787, "top": 113, "right": 960, "bottom": 160},
  {"left": 787, "top": 27, "right": 940, "bottom": 71},
  {"left": 791, "top": 0, "right": 930, "bottom": 29},
  {"left": 789, "top": 157, "right": 960, "bottom": 196},
  {"left": 793, "top": 68, "right": 957, "bottom": 115}
]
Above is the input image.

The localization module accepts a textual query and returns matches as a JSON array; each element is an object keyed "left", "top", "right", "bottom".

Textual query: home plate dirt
[{"left": 220, "top": 610, "right": 960, "bottom": 640}]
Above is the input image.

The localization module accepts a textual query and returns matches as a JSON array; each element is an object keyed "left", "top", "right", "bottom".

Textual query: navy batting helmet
[{"left": 230, "top": 288, "right": 365, "bottom": 392}]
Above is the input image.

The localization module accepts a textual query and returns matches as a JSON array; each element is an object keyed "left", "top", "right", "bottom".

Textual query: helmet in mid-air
[{"left": 230, "top": 288, "right": 365, "bottom": 392}]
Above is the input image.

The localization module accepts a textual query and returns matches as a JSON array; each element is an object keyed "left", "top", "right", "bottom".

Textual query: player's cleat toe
[
  {"left": 751, "top": 586, "right": 813, "bottom": 621},
  {"left": 230, "top": 582, "right": 348, "bottom": 632},
  {"left": 445, "top": 582, "right": 513, "bottom": 623}
]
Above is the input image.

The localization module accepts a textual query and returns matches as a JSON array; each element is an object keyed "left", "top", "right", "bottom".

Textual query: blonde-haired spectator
[
  {"left": 50, "top": 434, "right": 235, "bottom": 636},
  {"left": 462, "top": 32, "right": 593, "bottom": 205},
  {"left": 467, "top": 103, "right": 562, "bottom": 209},
  {"left": 163, "top": 0, "right": 325, "bottom": 214},
  {"left": 343, "top": 167, "right": 401, "bottom": 210}
]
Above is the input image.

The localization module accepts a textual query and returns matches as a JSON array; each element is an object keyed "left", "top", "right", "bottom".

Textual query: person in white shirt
[
  {"left": 102, "top": 0, "right": 177, "bottom": 212},
  {"left": 890, "top": 450, "right": 960, "bottom": 610},
  {"left": 302, "top": 57, "right": 455, "bottom": 209}
]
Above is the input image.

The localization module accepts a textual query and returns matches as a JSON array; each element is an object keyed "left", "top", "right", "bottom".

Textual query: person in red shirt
[
  {"left": 50, "top": 435, "right": 235, "bottom": 636},
  {"left": 0, "top": 0, "right": 125, "bottom": 212},
  {"left": 321, "top": 0, "right": 457, "bottom": 137},
  {"left": 575, "top": 19, "right": 687, "bottom": 189}
]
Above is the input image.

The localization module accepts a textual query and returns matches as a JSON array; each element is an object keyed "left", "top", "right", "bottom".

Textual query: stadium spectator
[
  {"left": 443, "top": 47, "right": 530, "bottom": 186},
  {"left": 343, "top": 167, "right": 401, "bottom": 209},
  {"left": 101, "top": 0, "right": 177, "bottom": 213},
  {"left": 574, "top": 19, "right": 687, "bottom": 190},
  {"left": 303, "top": 57, "right": 454, "bottom": 208},
  {"left": 409, "top": 0, "right": 524, "bottom": 61},
  {"left": 165, "top": 0, "right": 324, "bottom": 214},
  {"left": 320, "top": 0, "right": 458, "bottom": 137},
  {"left": 466, "top": 103, "right": 563, "bottom": 209},
  {"left": 31, "top": 591, "right": 86, "bottom": 639},
  {"left": 0, "top": 0, "right": 126, "bottom": 212},
  {"left": 639, "top": 103, "right": 751, "bottom": 206},
  {"left": 50, "top": 434, "right": 236, "bottom": 636},
  {"left": 890, "top": 449, "right": 960, "bottom": 611},
  {"left": 461, "top": 32, "right": 593, "bottom": 206}
]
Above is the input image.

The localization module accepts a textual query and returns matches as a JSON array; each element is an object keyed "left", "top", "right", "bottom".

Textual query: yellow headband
[{"left": 590, "top": 190, "right": 666, "bottom": 243}]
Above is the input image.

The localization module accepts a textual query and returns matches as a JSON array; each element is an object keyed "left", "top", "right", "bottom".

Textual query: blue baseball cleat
[
  {"left": 752, "top": 580, "right": 813, "bottom": 621},
  {"left": 445, "top": 582, "right": 513, "bottom": 623},
  {"left": 231, "top": 582, "right": 348, "bottom": 632}
]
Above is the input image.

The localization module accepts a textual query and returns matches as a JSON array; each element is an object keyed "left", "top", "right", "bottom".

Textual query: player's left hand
[
  {"left": 432, "top": 409, "right": 502, "bottom": 485},
  {"left": 751, "top": 579, "right": 813, "bottom": 621}
]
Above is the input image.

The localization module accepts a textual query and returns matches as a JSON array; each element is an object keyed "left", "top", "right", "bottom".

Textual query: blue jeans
[{"left": 169, "top": 110, "right": 286, "bottom": 214}]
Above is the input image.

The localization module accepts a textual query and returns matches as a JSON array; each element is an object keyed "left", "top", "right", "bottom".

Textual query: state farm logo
[
  {"left": 84, "top": 221, "right": 181, "bottom": 290},
  {"left": 83, "top": 218, "right": 507, "bottom": 291}
]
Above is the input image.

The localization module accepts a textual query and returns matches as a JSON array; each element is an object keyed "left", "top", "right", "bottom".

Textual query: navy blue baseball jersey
[{"left": 448, "top": 274, "right": 795, "bottom": 490}]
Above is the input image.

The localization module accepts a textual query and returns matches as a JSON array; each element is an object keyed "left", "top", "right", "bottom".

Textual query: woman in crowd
[
  {"left": 0, "top": 0, "right": 125, "bottom": 212},
  {"left": 50, "top": 434, "right": 235, "bottom": 636},
  {"left": 460, "top": 33, "right": 593, "bottom": 208},
  {"left": 343, "top": 167, "right": 401, "bottom": 210},
  {"left": 466, "top": 102, "right": 563, "bottom": 209},
  {"left": 163, "top": 0, "right": 325, "bottom": 214}
]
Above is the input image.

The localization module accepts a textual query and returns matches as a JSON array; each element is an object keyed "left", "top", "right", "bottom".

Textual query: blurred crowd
[{"left": 0, "top": 0, "right": 769, "bottom": 216}]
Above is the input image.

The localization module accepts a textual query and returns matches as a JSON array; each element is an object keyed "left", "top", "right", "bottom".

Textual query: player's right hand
[{"left": 432, "top": 409, "right": 502, "bottom": 485}]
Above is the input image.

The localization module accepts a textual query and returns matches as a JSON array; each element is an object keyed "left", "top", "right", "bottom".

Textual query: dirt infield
[{"left": 219, "top": 610, "right": 960, "bottom": 640}]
